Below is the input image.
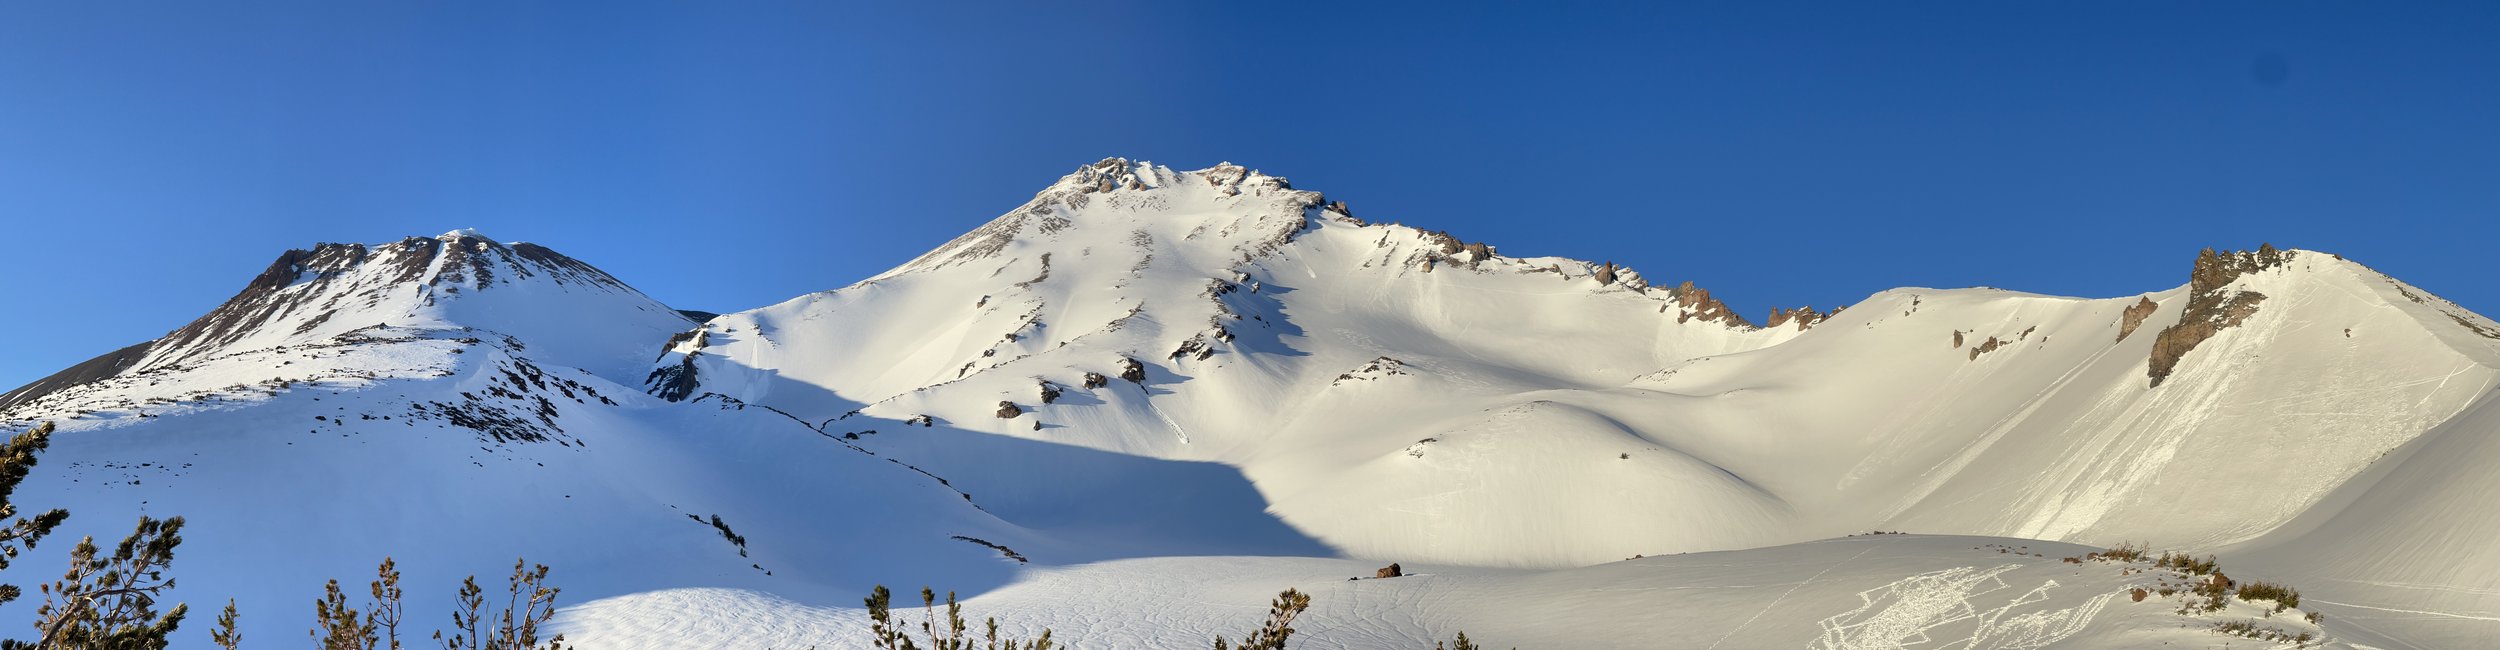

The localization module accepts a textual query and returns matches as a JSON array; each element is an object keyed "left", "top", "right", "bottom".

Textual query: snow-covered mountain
[{"left": 6, "top": 161, "right": 2498, "bottom": 648}]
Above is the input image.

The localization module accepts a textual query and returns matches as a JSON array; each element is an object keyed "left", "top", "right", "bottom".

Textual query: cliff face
[
  {"left": 2148, "top": 245, "right": 2290, "bottom": 387},
  {"left": 2116, "top": 296, "right": 2160, "bottom": 343}
]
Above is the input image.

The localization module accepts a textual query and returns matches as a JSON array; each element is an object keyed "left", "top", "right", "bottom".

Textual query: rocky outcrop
[
  {"left": 2147, "top": 246, "right": 2289, "bottom": 387},
  {"left": 1375, "top": 563, "right": 1403, "bottom": 579},
  {"left": 1593, "top": 262, "right": 1619, "bottom": 286},
  {"left": 1038, "top": 381, "right": 1062, "bottom": 404},
  {"left": 645, "top": 354, "right": 702, "bottom": 402},
  {"left": 1117, "top": 358, "right": 1147, "bottom": 384},
  {"left": 995, "top": 401, "right": 1023, "bottom": 419},
  {"left": 1968, "top": 336, "right": 2006, "bottom": 361},
  {"left": 1765, "top": 306, "right": 1836, "bottom": 331},
  {"left": 1663, "top": 281, "right": 1751, "bottom": 328},
  {"left": 2116, "top": 297, "right": 2159, "bottom": 342},
  {"left": 1333, "top": 357, "right": 1411, "bottom": 385},
  {"left": 1081, "top": 372, "right": 1109, "bottom": 389}
]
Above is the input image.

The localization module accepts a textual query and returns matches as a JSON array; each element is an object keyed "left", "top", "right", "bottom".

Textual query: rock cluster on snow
[
  {"left": 2117, "top": 296, "right": 2160, "bottom": 342},
  {"left": 2149, "top": 246, "right": 2288, "bottom": 387}
]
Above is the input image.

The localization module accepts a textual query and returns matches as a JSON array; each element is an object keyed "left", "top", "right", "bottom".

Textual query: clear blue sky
[{"left": 4, "top": 2, "right": 2496, "bottom": 388}]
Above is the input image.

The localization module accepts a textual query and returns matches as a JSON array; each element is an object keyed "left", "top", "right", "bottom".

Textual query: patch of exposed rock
[
  {"left": 1765, "top": 305, "right": 1839, "bottom": 331},
  {"left": 1662, "top": 281, "right": 1752, "bottom": 327},
  {"left": 2116, "top": 297, "right": 2160, "bottom": 342},
  {"left": 1333, "top": 357, "right": 1410, "bottom": 385},
  {"left": 1967, "top": 336, "right": 2007, "bottom": 361},
  {"left": 995, "top": 401, "right": 1023, "bottom": 419},
  {"left": 1117, "top": 358, "right": 1148, "bottom": 384},
  {"left": 1037, "top": 381, "right": 1062, "bottom": 404},
  {"left": 2148, "top": 246, "right": 2289, "bottom": 387},
  {"left": 1081, "top": 372, "right": 1109, "bottom": 389}
]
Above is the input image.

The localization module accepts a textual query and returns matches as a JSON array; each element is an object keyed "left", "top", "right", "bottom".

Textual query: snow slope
[
  {"left": 0, "top": 233, "right": 1061, "bottom": 645},
  {"left": 561, "top": 535, "right": 2355, "bottom": 649},
  {"left": 668, "top": 161, "right": 2500, "bottom": 567},
  {"left": 5, "top": 161, "right": 2498, "bottom": 648}
]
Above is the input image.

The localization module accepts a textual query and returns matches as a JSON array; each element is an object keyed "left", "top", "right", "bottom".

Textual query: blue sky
[{"left": 3, "top": 2, "right": 2496, "bottom": 388}]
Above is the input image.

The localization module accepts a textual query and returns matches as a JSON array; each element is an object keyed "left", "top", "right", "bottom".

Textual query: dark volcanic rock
[
  {"left": 1765, "top": 306, "right": 1833, "bottom": 331},
  {"left": 2116, "top": 297, "right": 2159, "bottom": 343},
  {"left": 2147, "top": 246, "right": 2287, "bottom": 387},
  {"left": 1664, "top": 281, "right": 1752, "bottom": 328},
  {"left": 0, "top": 340, "right": 153, "bottom": 411}
]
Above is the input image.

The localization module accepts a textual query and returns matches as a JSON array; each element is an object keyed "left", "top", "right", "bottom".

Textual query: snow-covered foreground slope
[
  {"left": 562, "top": 535, "right": 2356, "bottom": 649},
  {"left": 5, "top": 161, "right": 2499, "bottom": 648}
]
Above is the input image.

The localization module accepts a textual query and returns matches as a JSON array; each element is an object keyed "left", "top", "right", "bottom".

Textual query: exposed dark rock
[
  {"left": 2148, "top": 246, "right": 2288, "bottom": 387},
  {"left": 1765, "top": 306, "right": 1833, "bottom": 330},
  {"left": 0, "top": 340, "right": 152, "bottom": 412},
  {"left": 1968, "top": 336, "right": 2007, "bottom": 361},
  {"left": 1952, "top": 330, "right": 1965, "bottom": 348},
  {"left": 1081, "top": 372, "right": 1109, "bottom": 389},
  {"left": 644, "top": 354, "right": 702, "bottom": 402},
  {"left": 656, "top": 328, "right": 710, "bottom": 362},
  {"left": 951, "top": 535, "right": 1029, "bottom": 564},
  {"left": 1333, "top": 357, "right": 1411, "bottom": 385},
  {"left": 1665, "top": 281, "right": 1752, "bottom": 328},
  {"left": 995, "top": 401, "right": 1023, "bottom": 419},
  {"left": 1117, "top": 358, "right": 1147, "bottom": 384},
  {"left": 906, "top": 414, "right": 935, "bottom": 427},
  {"left": 2119, "top": 296, "right": 2159, "bottom": 343},
  {"left": 1593, "top": 261, "right": 1618, "bottom": 286},
  {"left": 1375, "top": 563, "right": 1403, "bottom": 579},
  {"left": 1038, "top": 381, "right": 1062, "bottom": 404},
  {"left": 2448, "top": 312, "right": 2500, "bottom": 340}
]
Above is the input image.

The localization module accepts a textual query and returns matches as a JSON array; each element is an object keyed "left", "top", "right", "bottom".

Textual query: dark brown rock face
[
  {"left": 1081, "top": 372, "right": 1109, "bottom": 389},
  {"left": 1117, "top": 358, "right": 1148, "bottom": 384},
  {"left": 1665, "top": 281, "right": 1752, "bottom": 327},
  {"left": 995, "top": 401, "right": 1023, "bottom": 419},
  {"left": 1765, "top": 306, "right": 1833, "bottom": 331},
  {"left": 1375, "top": 563, "right": 1403, "bottom": 579},
  {"left": 1038, "top": 381, "right": 1063, "bottom": 404},
  {"left": 2147, "top": 246, "right": 2289, "bottom": 387},
  {"left": 1968, "top": 336, "right": 2006, "bottom": 361},
  {"left": 1593, "top": 261, "right": 1618, "bottom": 286},
  {"left": 2116, "top": 296, "right": 2160, "bottom": 343}
]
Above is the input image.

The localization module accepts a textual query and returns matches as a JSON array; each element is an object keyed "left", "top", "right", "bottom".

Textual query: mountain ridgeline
[{"left": 3, "top": 159, "right": 2497, "bottom": 648}]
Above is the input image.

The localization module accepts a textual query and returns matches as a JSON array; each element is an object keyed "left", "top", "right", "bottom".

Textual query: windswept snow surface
[
  {"left": 5, "top": 161, "right": 2499, "bottom": 648},
  {"left": 560, "top": 536, "right": 2354, "bottom": 649}
]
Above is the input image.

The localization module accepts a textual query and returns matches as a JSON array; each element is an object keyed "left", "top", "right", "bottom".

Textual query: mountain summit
[{"left": 4, "top": 161, "right": 2498, "bottom": 648}]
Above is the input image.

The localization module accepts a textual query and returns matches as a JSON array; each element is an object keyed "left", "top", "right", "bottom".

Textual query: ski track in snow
[{"left": 1706, "top": 541, "right": 1886, "bottom": 650}]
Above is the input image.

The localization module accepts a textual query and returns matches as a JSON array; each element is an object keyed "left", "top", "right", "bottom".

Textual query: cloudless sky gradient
[{"left": 3, "top": 2, "right": 2497, "bottom": 387}]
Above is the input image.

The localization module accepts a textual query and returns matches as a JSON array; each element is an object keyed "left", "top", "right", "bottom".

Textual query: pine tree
[
  {"left": 0, "top": 423, "right": 72, "bottom": 609},
  {"left": 371, "top": 557, "right": 404, "bottom": 650},
  {"left": 863, "top": 585, "right": 1054, "bottom": 650},
  {"left": 313, "top": 576, "right": 376, "bottom": 649},
  {"left": 18, "top": 515, "right": 191, "bottom": 649},
  {"left": 433, "top": 558, "right": 567, "bottom": 650},
  {"left": 1211, "top": 588, "right": 1309, "bottom": 650},
  {"left": 209, "top": 600, "right": 240, "bottom": 650}
]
